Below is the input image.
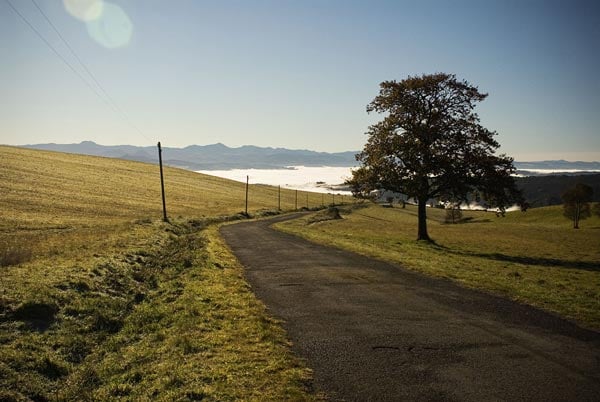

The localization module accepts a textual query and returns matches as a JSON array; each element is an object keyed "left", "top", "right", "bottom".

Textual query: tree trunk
[{"left": 417, "top": 197, "right": 431, "bottom": 241}]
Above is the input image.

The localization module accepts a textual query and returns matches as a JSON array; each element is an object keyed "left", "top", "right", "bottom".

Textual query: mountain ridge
[
  {"left": 20, "top": 141, "right": 358, "bottom": 170},
  {"left": 18, "top": 141, "right": 600, "bottom": 172}
]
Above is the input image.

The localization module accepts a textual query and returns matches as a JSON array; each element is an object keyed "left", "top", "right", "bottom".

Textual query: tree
[
  {"left": 445, "top": 203, "right": 463, "bottom": 224},
  {"left": 562, "top": 183, "right": 593, "bottom": 228},
  {"left": 347, "top": 73, "right": 521, "bottom": 241}
]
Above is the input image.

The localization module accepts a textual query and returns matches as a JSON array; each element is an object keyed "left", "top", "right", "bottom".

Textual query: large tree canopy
[{"left": 348, "top": 73, "right": 521, "bottom": 241}]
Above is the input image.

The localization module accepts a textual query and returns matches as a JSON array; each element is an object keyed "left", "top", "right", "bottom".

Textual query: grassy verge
[
  {"left": 275, "top": 203, "right": 600, "bottom": 331},
  {"left": 1, "top": 146, "right": 317, "bottom": 400},
  {"left": 1, "top": 219, "right": 314, "bottom": 400}
]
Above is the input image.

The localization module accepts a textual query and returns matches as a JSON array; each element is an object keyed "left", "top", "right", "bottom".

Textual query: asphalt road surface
[{"left": 220, "top": 214, "right": 600, "bottom": 401}]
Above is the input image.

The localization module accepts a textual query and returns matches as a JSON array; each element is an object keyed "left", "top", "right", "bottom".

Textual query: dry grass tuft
[{"left": 0, "top": 245, "right": 32, "bottom": 267}]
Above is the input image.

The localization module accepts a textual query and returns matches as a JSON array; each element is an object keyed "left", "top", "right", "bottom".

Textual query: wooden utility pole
[
  {"left": 245, "top": 175, "right": 249, "bottom": 216},
  {"left": 157, "top": 142, "right": 168, "bottom": 222},
  {"left": 278, "top": 185, "right": 281, "bottom": 211}
]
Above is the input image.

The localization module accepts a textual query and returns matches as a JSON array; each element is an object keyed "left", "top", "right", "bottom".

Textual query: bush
[{"left": 308, "top": 207, "right": 342, "bottom": 224}]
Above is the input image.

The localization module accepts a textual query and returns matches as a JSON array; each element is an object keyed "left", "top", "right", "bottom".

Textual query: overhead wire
[
  {"left": 4, "top": 0, "right": 109, "bottom": 106},
  {"left": 29, "top": 0, "right": 151, "bottom": 143},
  {"left": 4, "top": 0, "right": 153, "bottom": 143}
]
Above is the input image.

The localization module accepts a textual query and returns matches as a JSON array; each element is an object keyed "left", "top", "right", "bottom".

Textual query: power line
[
  {"left": 31, "top": 0, "right": 100, "bottom": 90},
  {"left": 5, "top": 0, "right": 152, "bottom": 143},
  {"left": 5, "top": 0, "right": 109, "bottom": 105},
  {"left": 30, "top": 0, "right": 151, "bottom": 142}
]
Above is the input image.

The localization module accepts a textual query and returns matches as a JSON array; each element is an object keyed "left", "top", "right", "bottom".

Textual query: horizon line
[{"left": 2, "top": 141, "right": 599, "bottom": 164}]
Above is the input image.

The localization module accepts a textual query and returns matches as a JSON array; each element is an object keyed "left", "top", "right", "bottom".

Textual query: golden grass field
[
  {"left": 2, "top": 144, "right": 599, "bottom": 400},
  {"left": 0, "top": 145, "right": 317, "bottom": 400},
  {"left": 1, "top": 145, "right": 328, "bottom": 226},
  {"left": 276, "top": 203, "right": 600, "bottom": 330},
  {"left": 0, "top": 145, "right": 332, "bottom": 282}
]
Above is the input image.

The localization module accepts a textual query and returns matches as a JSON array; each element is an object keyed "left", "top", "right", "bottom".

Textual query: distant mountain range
[
  {"left": 22, "top": 141, "right": 357, "bottom": 170},
  {"left": 19, "top": 141, "right": 600, "bottom": 173}
]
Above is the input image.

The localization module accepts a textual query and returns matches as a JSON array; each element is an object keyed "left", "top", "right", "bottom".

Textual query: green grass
[
  {"left": 275, "top": 203, "right": 600, "bottom": 330},
  {"left": 0, "top": 146, "right": 316, "bottom": 401}
]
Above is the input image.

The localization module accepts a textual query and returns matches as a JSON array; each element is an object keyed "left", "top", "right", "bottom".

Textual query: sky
[{"left": 1, "top": 0, "right": 599, "bottom": 161}]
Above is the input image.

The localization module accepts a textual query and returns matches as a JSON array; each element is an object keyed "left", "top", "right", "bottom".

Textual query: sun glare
[
  {"left": 63, "top": 0, "right": 103, "bottom": 22},
  {"left": 64, "top": 0, "right": 132, "bottom": 48},
  {"left": 86, "top": 3, "right": 132, "bottom": 48}
]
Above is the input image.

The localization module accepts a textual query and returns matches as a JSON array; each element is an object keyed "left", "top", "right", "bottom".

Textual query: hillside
[
  {"left": 516, "top": 174, "right": 600, "bottom": 206},
  {"left": 0, "top": 146, "right": 317, "bottom": 401},
  {"left": 1, "top": 145, "right": 329, "bottom": 227}
]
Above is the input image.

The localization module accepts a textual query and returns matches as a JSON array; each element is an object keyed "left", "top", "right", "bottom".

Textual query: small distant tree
[
  {"left": 445, "top": 204, "right": 463, "bottom": 224},
  {"left": 562, "top": 183, "right": 593, "bottom": 229}
]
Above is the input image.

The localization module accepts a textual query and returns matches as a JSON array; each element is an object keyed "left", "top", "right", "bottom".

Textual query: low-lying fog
[{"left": 197, "top": 166, "right": 355, "bottom": 194}]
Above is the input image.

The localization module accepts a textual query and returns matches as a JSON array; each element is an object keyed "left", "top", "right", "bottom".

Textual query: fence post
[
  {"left": 245, "top": 175, "right": 249, "bottom": 216},
  {"left": 157, "top": 141, "right": 168, "bottom": 222}
]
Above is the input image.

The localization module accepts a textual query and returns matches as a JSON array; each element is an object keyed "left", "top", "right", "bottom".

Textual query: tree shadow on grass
[
  {"left": 459, "top": 217, "right": 492, "bottom": 224},
  {"left": 440, "top": 218, "right": 493, "bottom": 225},
  {"left": 467, "top": 252, "right": 599, "bottom": 272},
  {"left": 425, "top": 242, "right": 599, "bottom": 272}
]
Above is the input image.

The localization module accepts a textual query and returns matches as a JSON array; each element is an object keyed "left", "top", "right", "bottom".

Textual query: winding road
[{"left": 220, "top": 214, "right": 600, "bottom": 401}]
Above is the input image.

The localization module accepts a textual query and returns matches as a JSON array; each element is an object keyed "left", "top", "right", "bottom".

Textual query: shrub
[{"left": 308, "top": 207, "right": 342, "bottom": 224}]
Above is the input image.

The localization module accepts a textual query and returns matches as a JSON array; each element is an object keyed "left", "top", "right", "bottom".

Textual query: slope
[{"left": 0, "top": 146, "right": 316, "bottom": 401}]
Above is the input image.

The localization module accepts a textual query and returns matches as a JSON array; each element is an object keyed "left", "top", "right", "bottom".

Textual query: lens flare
[
  {"left": 63, "top": 0, "right": 103, "bottom": 21},
  {"left": 86, "top": 2, "right": 133, "bottom": 48}
]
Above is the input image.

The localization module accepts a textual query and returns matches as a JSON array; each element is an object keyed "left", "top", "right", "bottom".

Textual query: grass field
[
  {"left": 0, "top": 146, "right": 316, "bottom": 401},
  {"left": 276, "top": 203, "right": 600, "bottom": 330},
  {"left": 3, "top": 144, "right": 599, "bottom": 399}
]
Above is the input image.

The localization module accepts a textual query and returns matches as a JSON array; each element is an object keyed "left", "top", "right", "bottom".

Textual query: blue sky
[{"left": 1, "top": 0, "right": 599, "bottom": 161}]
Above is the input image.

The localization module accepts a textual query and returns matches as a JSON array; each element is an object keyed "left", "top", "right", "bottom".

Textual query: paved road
[{"left": 220, "top": 214, "right": 600, "bottom": 401}]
